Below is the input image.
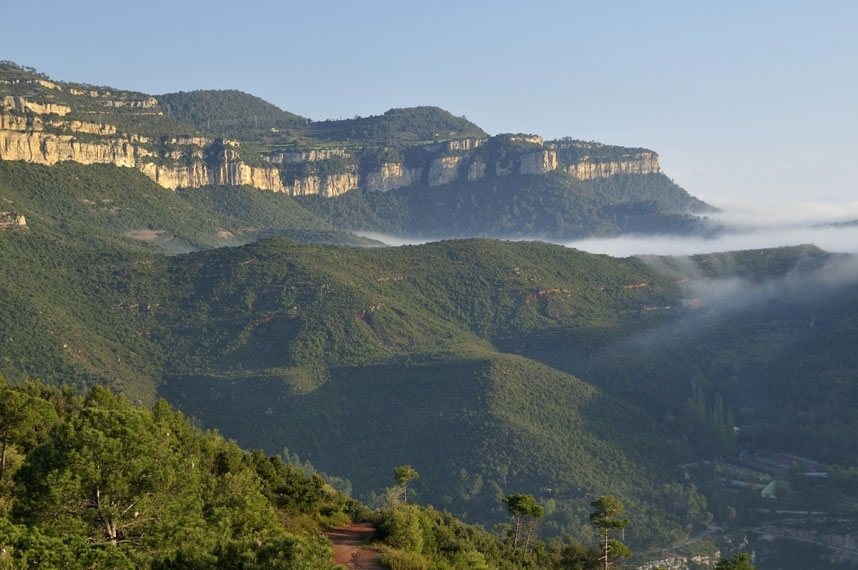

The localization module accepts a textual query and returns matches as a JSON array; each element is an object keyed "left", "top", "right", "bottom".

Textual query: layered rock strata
[{"left": 1, "top": 95, "right": 661, "bottom": 198}]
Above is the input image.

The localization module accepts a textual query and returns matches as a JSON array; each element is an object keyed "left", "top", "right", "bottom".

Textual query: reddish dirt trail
[{"left": 326, "top": 522, "right": 383, "bottom": 570}]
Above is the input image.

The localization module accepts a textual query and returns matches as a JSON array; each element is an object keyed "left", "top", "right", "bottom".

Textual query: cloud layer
[{"left": 566, "top": 200, "right": 858, "bottom": 257}]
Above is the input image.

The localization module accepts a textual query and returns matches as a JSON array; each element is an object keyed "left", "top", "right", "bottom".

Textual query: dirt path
[{"left": 326, "top": 522, "right": 383, "bottom": 570}]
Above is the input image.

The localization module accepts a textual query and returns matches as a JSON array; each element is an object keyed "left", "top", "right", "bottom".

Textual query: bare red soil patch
[{"left": 325, "top": 523, "right": 383, "bottom": 570}]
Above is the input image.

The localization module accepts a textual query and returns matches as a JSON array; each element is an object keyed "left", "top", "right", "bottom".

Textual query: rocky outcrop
[
  {"left": 467, "top": 160, "right": 486, "bottom": 182},
  {"left": 138, "top": 159, "right": 287, "bottom": 192},
  {"left": 364, "top": 162, "right": 422, "bottom": 193},
  {"left": 0, "top": 211, "right": 27, "bottom": 229},
  {"left": 0, "top": 129, "right": 145, "bottom": 167},
  {"left": 422, "top": 137, "right": 484, "bottom": 153},
  {"left": 2, "top": 95, "right": 70, "bottom": 116},
  {"left": 284, "top": 172, "right": 358, "bottom": 197},
  {"left": 0, "top": 95, "right": 286, "bottom": 191},
  {"left": 428, "top": 155, "right": 463, "bottom": 187},
  {"left": 265, "top": 149, "right": 349, "bottom": 165},
  {"left": 1, "top": 92, "right": 661, "bottom": 198},
  {"left": 565, "top": 151, "right": 660, "bottom": 180},
  {"left": 0, "top": 111, "right": 291, "bottom": 192},
  {"left": 553, "top": 140, "right": 661, "bottom": 180},
  {"left": 520, "top": 150, "right": 558, "bottom": 175}
]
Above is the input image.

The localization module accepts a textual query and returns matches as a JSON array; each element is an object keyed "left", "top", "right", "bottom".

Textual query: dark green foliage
[
  {"left": 157, "top": 89, "right": 307, "bottom": 143},
  {"left": 503, "top": 494, "right": 545, "bottom": 555},
  {"left": 0, "top": 160, "right": 371, "bottom": 252},
  {"left": 297, "top": 171, "right": 712, "bottom": 240},
  {"left": 394, "top": 465, "right": 420, "bottom": 504},
  {"left": 0, "top": 516, "right": 135, "bottom": 570},
  {"left": 375, "top": 503, "right": 509, "bottom": 569},
  {"left": 0, "top": 379, "right": 619, "bottom": 570},
  {"left": 156, "top": 93, "right": 484, "bottom": 154},
  {"left": 306, "top": 106, "right": 486, "bottom": 146},
  {"left": 715, "top": 552, "right": 755, "bottom": 570},
  {"left": 6, "top": 61, "right": 858, "bottom": 570},
  {"left": 590, "top": 496, "right": 630, "bottom": 569},
  {"left": 6, "top": 187, "right": 858, "bottom": 555},
  {"left": 1, "top": 383, "right": 342, "bottom": 569},
  {"left": 552, "top": 138, "right": 651, "bottom": 164},
  {"left": 586, "top": 173, "right": 714, "bottom": 214}
]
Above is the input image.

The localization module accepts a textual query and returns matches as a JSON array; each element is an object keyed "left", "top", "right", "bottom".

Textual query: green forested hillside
[
  {"left": 5, "top": 172, "right": 858, "bottom": 561},
  {"left": 0, "top": 188, "right": 701, "bottom": 550},
  {"left": 156, "top": 91, "right": 485, "bottom": 150},
  {"left": 3, "top": 378, "right": 674, "bottom": 570},
  {"left": 304, "top": 106, "right": 487, "bottom": 145},
  {"left": 0, "top": 161, "right": 373, "bottom": 252},
  {"left": 158, "top": 89, "right": 308, "bottom": 143},
  {"left": 297, "top": 171, "right": 710, "bottom": 239},
  {"left": 3, "top": 62, "right": 858, "bottom": 568},
  {"left": 0, "top": 380, "right": 352, "bottom": 569}
]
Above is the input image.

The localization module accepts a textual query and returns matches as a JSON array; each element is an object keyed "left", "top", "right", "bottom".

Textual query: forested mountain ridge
[
  {"left": 4, "top": 61, "right": 858, "bottom": 569},
  {"left": 0, "top": 61, "right": 713, "bottom": 241},
  {"left": 3, "top": 170, "right": 858, "bottom": 565}
]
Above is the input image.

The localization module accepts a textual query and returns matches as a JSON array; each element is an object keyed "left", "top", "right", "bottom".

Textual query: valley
[{"left": 1, "top": 61, "right": 857, "bottom": 569}]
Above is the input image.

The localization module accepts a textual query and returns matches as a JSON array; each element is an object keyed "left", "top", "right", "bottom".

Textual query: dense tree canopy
[{"left": 1, "top": 382, "right": 345, "bottom": 569}]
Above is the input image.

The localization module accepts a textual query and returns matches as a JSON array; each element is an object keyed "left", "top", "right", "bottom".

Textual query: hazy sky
[{"left": 2, "top": 0, "right": 856, "bottom": 210}]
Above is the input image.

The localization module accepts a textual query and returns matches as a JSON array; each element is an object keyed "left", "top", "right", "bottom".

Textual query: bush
[
  {"left": 378, "top": 547, "right": 430, "bottom": 570},
  {"left": 379, "top": 505, "right": 424, "bottom": 553}
]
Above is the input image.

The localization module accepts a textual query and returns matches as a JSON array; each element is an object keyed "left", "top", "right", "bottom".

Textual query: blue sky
[{"left": 2, "top": 0, "right": 856, "bottom": 210}]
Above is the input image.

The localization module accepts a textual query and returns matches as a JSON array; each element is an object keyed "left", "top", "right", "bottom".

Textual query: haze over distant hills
[{"left": 2, "top": 61, "right": 858, "bottom": 569}]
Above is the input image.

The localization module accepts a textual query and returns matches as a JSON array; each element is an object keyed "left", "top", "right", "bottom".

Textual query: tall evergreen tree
[{"left": 590, "top": 495, "right": 631, "bottom": 570}]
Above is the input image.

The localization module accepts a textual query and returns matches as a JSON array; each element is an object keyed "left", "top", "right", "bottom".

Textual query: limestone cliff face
[
  {"left": 138, "top": 162, "right": 211, "bottom": 189},
  {"left": 0, "top": 96, "right": 285, "bottom": 191},
  {"left": 519, "top": 150, "right": 558, "bottom": 175},
  {"left": 552, "top": 140, "right": 661, "bottom": 180},
  {"left": 364, "top": 162, "right": 422, "bottom": 192},
  {"left": 265, "top": 149, "right": 349, "bottom": 165},
  {"left": 138, "top": 148, "right": 287, "bottom": 192},
  {"left": 0, "top": 129, "right": 144, "bottom": 167},
  {"left": 1, "top": 92, "right": 661, "bottom": 198},
  {"left": 2, "top": 95, "right": 71, "bottom": 116},
  {"left": 428, "top": 155, "right": 464, "bottom": 187},
  {"left": 467, "top": 160, "right": 486, "bottom": 182},
  {"left": 565, "top": 151, "right": 660, "bottom": 179},
  {"left": 423, "top": 137, "right": 484, "bottom": 153},
  {"left": 284, "top": 172, "right": 358, "bottom": 197}
]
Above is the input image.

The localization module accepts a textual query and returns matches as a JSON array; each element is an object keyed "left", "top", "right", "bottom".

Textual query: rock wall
[
  {"left": 1, "top": 94, "right": 661, "bottom": 198},
  {"left": 428, "top": 155, "right": 464, "bottom": 187},
  {"left": 2, "top": 95, "right": 71, "bottom": 116},
  {"left": 467, "top": 160, "right": 486, "bottom": 182},
  {"left": 566, "top": 151, "right": 661, "bottom": 180},
  {"left": 137, "top": 158, "right": 288, "bottom": 192},
  {"left": 364, "top": 162, "right": 422, "bottom": 193},
  {"left": 283, "top": 172, "right": 358, "bottom": 197},
  {"left": 265, "top": 148, "right": 349, "bottom": 165},
  {"left": 0, "top": 211, "right": 27, "bottom": 229},
  {"left": 0, "top": 129, "right": 144, "bottom": 168},
  {"left": 0, "top": 96, "right": 286, "bottom": 191},
  {"left": 520, "top": 150, "right": 558, "bottom": 175}
]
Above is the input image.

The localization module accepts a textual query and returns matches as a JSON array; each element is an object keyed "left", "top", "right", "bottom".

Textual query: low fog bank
[
  {"left": 688, "top": 253, "right": 858, "bottom": 311},
  {"left": 604, "top": 249, "right": 858, "bottom": 360},
  {"left": 566, "top": 200, "right": 858, "bottom": 257},
  {"left": 358, "top": 200, "right": 858, "bottom": 257},
  {"left": 566, "top": 225, "right": 858, "bottom": 257},
  {"left": 355, "top": 231, "right": 432, "bottom": 247}
]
